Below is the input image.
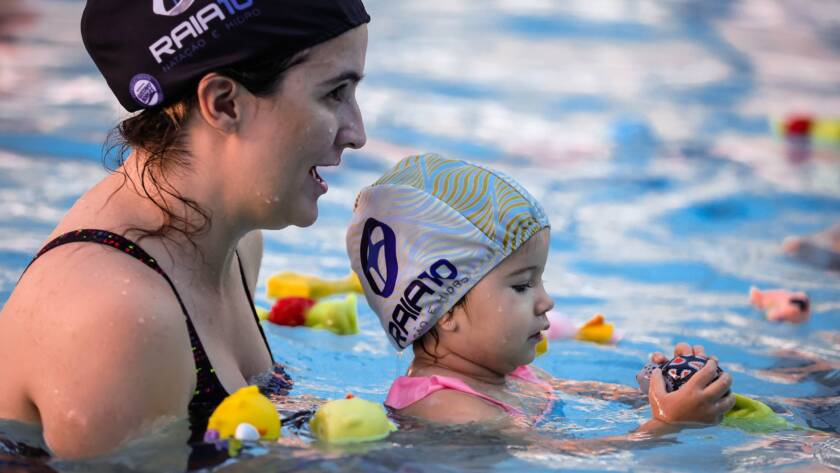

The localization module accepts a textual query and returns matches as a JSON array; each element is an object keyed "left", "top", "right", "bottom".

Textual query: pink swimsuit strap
[{"left": 385, "top": 365, "right": 551, "bottom": 417}]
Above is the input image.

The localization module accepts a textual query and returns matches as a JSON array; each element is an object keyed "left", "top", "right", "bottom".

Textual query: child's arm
[
  {"left": 532, "top": 348, "right": 673, "bottom": 408},
  {"left": 541, "top": 343, "right": 734, "bottom": 434},
  {"left": 549, "top": 378, "right": 648, "bottom": 408}
]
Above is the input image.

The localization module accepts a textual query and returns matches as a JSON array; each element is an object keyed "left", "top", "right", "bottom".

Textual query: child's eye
[{"left": 512, "top": 282, "right": 534, "bottom": 293}]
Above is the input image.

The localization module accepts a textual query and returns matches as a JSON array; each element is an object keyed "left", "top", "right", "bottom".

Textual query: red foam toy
[
  {"left": 784, "top": 115, "right": 813, "bottom": 136},
  {"left": 269, "top": 297, "right": 316, "bottom": 326}
]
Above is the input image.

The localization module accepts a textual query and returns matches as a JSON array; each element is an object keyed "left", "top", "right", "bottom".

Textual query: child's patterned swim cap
[{"left": 346, "top": 154, "right": 550, "bottom": 351}]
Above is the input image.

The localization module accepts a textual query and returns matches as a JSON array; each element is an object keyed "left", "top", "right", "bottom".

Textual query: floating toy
[
  {"left": 773, "top": 115, "right": 840, "bottom": 143},
  {"left": 535, "top": 336, "right": 548, "bottom": 357},
  {"left": 721, "top": 394, "right": 797, "bottom": 433},
  {"left": 309, "top": 394, "right": 397, "bottom": 444},
  {"left": 269, "top": 297, "right": 315, "bottom": 326},
  {"left": 255, "top": 306, "right": 270, "bottom": 321},
  {"left": 544, "top": 312, "right": 622, "bottom": 344},
  {"left": 749, "top": 286, "right": 810, "bottom": 323},
  {"left": 267, "top": 271, "right": 363, "bottom": 300},
  {"left": 204, "top": 385, "right": 281, "bottom": 442},
  {"left": 636, "top": 354, "right": 723, "bottom": 393},
  {"left": 636, "top": 355, "right": 795, "bottom": 433},
  {"left": 268, "top": 294, "right": 359, "bottom": 335}
]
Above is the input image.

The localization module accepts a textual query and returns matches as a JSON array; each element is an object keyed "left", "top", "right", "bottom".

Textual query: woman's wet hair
[{"left": 105, "top": 51, "right": 309, "bottom": 245}]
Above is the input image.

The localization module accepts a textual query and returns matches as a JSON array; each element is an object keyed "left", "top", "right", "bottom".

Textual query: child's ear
[{"left": 437, "top": 311, "right": 458, "bottom": 332}]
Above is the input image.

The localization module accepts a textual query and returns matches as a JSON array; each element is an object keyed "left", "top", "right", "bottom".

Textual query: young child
[{"left": 347, "top": 154, "right": 734, "bottom": 432}]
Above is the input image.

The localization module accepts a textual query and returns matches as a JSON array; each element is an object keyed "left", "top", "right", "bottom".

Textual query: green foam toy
[{"left": 722, "top": 394, "right": 798, "bottom": 434}]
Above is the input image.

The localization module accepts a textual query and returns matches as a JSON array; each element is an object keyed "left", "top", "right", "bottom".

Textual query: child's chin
[{"left": 516, "top": 351, "right": 537, "bottom": 368}]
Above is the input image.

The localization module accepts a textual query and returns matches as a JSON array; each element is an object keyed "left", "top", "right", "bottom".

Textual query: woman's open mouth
[{"left": 309, "top": 166, "right": 328, "bottom": 193}]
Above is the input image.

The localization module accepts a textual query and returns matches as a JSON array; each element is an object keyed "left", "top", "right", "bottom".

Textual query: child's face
[{"left": 448, "top": 228, "right": 554, "bottom": 373}]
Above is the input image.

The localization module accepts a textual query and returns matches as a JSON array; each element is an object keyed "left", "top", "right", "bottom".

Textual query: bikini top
[
  {"left": 385, "top": 365, "right": 554, "bottom": 422},
  {"left": 24, "top": 229, "right": 292, "bottom": 443}
]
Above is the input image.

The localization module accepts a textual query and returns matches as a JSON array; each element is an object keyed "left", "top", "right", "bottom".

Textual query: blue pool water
[{"left": 1, "top": 0, "right": 839, "bottom": 471}]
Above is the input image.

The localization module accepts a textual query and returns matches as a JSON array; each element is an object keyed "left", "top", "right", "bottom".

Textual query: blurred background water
[{"left": 1, "top": 0, "right": 839, "bottom": 471}]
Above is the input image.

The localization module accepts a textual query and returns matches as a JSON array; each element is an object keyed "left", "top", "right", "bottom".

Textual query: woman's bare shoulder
[
  {"left": 8, "top": 240, "right": 183, "bottom": 319},
  {"left": 1, "top": 243, "right": 195, "bottom": 457}
]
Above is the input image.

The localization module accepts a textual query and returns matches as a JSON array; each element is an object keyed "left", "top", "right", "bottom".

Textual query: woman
[{"left": 0, "top": 0, "right": 369, "bottom": 459}]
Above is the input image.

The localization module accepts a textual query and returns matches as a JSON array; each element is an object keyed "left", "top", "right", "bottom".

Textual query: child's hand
[
  {"left": 647, "top": 353, "right": 735, "bottom": 425},
  {"left": 649, "top": 342, "right": 706, "bottom": 365}
]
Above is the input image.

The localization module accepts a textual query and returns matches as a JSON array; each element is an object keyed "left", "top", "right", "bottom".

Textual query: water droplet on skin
[
  {"left": 138, "top": 317, "right": 145, "bottom": 324},
  {"left": 121, "top": 290, "right": 127, "bottom": 296},
  {"left": 123, "top": 278, "right": 130, "bottom": 284},
  {"left": 272, "top": 196, "right": 280, "bottom": 202},
  {"left": 264, "top": 198, "right": 272, "bottom": 204}
]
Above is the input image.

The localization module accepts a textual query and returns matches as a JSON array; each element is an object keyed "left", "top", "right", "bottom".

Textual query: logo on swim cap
[
  {"left": 152, "top": 0, "right": 196, "bottom": 17},
  {"left": 359, "top": 218, "right": 398, "bottom": 298},
  {"left": 129, "top": 74, "right": 164, "bottom": 108}
]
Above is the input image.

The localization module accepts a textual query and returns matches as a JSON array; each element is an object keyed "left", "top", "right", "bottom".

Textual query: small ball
[
  {"left": 661, "top": 354, "right": 721, "bottom": 392},
  {"left": 636, "top": 354, "right": 723, "bottom": 394}
]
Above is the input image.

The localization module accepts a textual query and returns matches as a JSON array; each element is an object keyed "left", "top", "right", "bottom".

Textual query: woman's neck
[{"left": 112, "top": 152, "right": 251, "bottom": 291}]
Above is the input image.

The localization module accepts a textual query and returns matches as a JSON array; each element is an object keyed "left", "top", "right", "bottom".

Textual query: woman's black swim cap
[{"left": 81, "top": 0, "right": 370, "bottom": 112}]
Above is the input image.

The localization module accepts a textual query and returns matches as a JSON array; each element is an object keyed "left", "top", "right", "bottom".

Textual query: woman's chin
[
  {"left": 290, "top": 205, "right": 319, "bottom": 228},
  {"left": 262, "top": 204, "right": 318, "bottom": 230}
]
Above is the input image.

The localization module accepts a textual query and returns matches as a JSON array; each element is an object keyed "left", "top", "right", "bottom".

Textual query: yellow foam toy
[
  {"left": 812, "top": 120, "right": 840, "bottom": 141},
  {"left": 575, "top": 314, "right": 614, "bottom": 344},
  {"left": 535, "top": 336, "right": 548, "bottom": 357},
  {"left": 267, "top": 271, "right": 363, "bottom": 300},
  {"left": 304, "top": 294, "right": 359, "bottom": 335},
  {"left": 206, "top": 386, "right": 281, "bottom": 441},
  {"left": 310, "top": 396, "right": 397, "bottom": 444},
  {"left": 255, "top": 306, "right": 269, "bottom": 321}
]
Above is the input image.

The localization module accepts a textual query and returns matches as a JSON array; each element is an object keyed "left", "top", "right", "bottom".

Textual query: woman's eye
[{"left": 327, "top": 84, "right": 347, "bottom": 102}]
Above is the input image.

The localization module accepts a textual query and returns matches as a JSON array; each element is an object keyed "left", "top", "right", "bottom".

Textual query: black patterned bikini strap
[
  {"left": 234, "top": 252, "right": 274, "bottom": 363},
  {"left": 33, "top": 228, "right": 158, "bottom": 269},
  {"left": 27, "top": 229, "right": 186, "bottom": 310},
  {"left": 24, "top": 229, "right": 211, "bottom": 370}
]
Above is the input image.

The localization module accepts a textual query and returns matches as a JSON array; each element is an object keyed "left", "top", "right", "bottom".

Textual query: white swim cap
[{"left": 346, "top": 154, "right": 550, "bottom": 350}]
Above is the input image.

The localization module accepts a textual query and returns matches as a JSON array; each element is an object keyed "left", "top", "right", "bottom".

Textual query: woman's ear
[{"left": 196, "top": 73, "right": 244, "bottom": 133}]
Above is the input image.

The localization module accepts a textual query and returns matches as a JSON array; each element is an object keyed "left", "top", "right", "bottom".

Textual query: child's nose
[{"left": 536, "top": 288, "right": 554, "bottom": 315}]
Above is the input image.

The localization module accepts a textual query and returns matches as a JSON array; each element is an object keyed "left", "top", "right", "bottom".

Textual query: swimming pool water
[{"left": 1, "top": 0, "right": 839, "bottom": 471}]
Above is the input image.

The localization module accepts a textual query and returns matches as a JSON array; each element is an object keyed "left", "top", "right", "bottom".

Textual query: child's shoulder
[{"left": 398, "top": 387, "right": 509, "bottom": 425}]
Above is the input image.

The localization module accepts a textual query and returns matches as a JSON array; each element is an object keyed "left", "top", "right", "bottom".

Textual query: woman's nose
[{"left": 337, "top": 98, "right": 366, "bottom": 150}]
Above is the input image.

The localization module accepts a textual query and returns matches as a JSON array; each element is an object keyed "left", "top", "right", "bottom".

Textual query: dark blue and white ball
[{"left": 636, "top": 354, "right": 723, "bottom": 393}]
